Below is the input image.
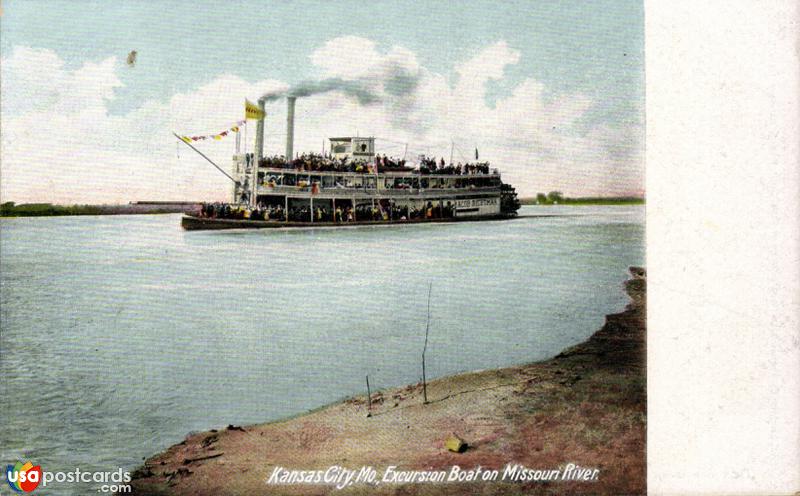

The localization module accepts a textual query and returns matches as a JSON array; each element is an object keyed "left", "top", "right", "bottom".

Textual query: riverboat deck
[{"left": 181, "top": 213, "right": 517, "bottom": 231}]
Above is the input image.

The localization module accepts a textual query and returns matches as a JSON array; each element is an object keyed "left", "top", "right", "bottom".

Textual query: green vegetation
[
  {"left": 1, "top": 202, "right": 195, "bottom": 217},
  {"left": 1, "top": 202, "right": 103, "bottom": 217},
  {"left": 520, "top": 192, "right": 644, "bottom": 206}
]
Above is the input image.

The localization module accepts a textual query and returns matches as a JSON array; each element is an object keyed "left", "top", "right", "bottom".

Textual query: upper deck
[
  {"left": 230, "top": 135, "right": 507, "bottom": 204},
  {"left": 233, "top": 156, "right": 503, "bottom": 199}
]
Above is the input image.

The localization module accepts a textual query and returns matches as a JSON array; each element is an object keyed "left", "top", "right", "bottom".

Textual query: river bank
[{"left": 127, "top": 267, "right": 645, "bottom": 495}]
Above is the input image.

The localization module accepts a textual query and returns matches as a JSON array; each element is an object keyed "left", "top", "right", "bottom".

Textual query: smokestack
[
  {"left": 254, "top": 98, "right": 266, "bottom": 161},
  {"left": 285, "top": 96, "right": 296, "bottom": 160}
]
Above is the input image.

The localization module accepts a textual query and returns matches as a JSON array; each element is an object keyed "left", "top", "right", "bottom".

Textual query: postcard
[{"left": 2, "top": 1, "right": 651, "bottom": 495}]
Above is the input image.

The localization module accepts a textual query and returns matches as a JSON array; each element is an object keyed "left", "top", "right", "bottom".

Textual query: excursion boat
[{"left": 179, "top": 97, "right": 520, "bottom": 230}]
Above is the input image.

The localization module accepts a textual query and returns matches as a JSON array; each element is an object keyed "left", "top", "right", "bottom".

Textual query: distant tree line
[
  {"left": 520, "top": 193, "right": 644, "bottom": 206},
  {"left": 0, "top": 202, "right": 104, "bottom": 217},
  {"left": 537, "top": 192, "right": 563, "bottom": 204},
  {"left": 1, "top": 202, "right": 197, "bottom": 217}
]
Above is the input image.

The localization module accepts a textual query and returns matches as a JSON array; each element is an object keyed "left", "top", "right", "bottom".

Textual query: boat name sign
[{"left": 455, "top": 198, "right": 498, "bottom": 207}]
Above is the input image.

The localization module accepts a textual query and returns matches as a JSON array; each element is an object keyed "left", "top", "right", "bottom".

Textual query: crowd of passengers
[
  {"left": 418, "top": 156, "right": 492, "bottom": 175},
  {"left": 200, "top": 201, "right": 455, "bottom": 222},
  {"left": 260, "top": 174, "right": 496, "bottom": 191},
  {"left": 200, "top": 202, "right": 286, "bottom": 221},
  {"left": 245, "top": 152, "right": 491, "bottom": 175},
  {"left": 257, "top": 153, "right": 379, "bottom": 173}
]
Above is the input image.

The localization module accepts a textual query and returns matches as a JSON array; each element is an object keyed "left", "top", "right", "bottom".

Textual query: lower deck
[
  {"left": 181, "top": 213, "right": 516, "bottom": 231},
  {"left": 252, "top": 192, "right": 502, "bottom": 222}
]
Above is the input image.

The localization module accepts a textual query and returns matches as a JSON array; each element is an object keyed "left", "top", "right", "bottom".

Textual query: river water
[{"left": 0, "top": 205, "right": 643, "bottom": 493}]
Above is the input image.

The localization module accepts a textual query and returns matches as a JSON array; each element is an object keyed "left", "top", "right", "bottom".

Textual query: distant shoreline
[
  {"left": 2, "top": 200, "right": 642, "bottom": 218},
  {"left": 0, "top": 202, "right": 200, "bottom": 217},
  {"left": 519, "top": 196, "right": 644, "bottom": 206}
]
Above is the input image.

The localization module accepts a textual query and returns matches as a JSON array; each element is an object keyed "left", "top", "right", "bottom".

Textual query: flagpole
[
  {"left": 449, "top": 140, "right": 454, "bottom": 165},
  {"left": 172, "top": 132, "right": 239, "bottom": 185}
]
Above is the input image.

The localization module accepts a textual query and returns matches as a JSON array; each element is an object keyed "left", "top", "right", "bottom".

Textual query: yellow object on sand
[{"left": 445, "top": 434, "right": 466, "bottom": 453}]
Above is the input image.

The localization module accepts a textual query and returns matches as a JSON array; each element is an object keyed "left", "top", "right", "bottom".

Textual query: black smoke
[{"left": 260, "top": 59, "right": 421, "bottom": 106}]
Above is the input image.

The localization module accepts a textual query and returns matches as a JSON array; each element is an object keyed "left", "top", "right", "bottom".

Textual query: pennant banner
[
  {"left": 180, "top": 120, "right": 245, "bottom": 143},
  {"left": 245, "top": 99, "right": 265, "bottom": 120}
]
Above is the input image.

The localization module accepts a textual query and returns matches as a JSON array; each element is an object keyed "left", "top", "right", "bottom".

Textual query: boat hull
[{"left": 181, "top": 214, "right": 515, "bottom": 231}]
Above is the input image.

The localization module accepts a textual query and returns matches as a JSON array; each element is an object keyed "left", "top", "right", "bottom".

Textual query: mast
[{"left": 449, "top": 140, "right": 454, "bottom": 165}]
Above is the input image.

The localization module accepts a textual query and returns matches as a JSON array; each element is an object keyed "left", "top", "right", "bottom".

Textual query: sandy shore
[{"left": 128, "top": 268, "right": 646, "bottom": 495}]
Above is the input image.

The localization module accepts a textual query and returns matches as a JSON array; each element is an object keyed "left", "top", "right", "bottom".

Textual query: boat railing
[
  {"left": 258, "top": 184, "right": 500, "bottom": 195},
  {"left": 258, "top": 166, "right": 500, "bottom": 179}
]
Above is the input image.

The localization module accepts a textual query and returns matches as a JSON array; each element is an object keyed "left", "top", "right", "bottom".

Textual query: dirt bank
[{"left": 129, "top": 268, "right": 646, "bottom": 495}]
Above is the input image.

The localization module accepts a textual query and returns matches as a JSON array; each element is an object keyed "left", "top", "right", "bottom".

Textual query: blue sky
[
  {"left": 3, "top": 1, "right": 643, "bottom": 118},
  {"left": 1, "top": 0, "right": 644, "bottom": 202}
]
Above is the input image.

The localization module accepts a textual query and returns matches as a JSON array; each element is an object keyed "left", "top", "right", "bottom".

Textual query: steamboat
[{"left": 180, "top": 97, "right": 520, "bottom": 230}]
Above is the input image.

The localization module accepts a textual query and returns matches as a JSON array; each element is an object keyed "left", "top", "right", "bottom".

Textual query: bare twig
[
  {"left": 422, "top": 282, "right": 432, "bottom": 404},
  {"left": 366, "top": 375, "right": 372, "bottom": 417}
]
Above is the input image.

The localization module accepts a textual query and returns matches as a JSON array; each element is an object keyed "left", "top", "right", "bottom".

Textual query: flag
[
  {"left": 245, "top": 99, "right": 265, "bottom": 120},
  {"left": 181, "top": 136, "right": 192, "bottom": 144}
]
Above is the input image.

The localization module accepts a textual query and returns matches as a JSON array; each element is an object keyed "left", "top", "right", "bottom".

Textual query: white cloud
[
  {"left": 0, "top": 40, "right": 643, "bottom": 204},
  {"left": 454, "top": 40, "right": 520, "bottom": 108},
  {"left": 309, "top": 36, "right": 383, "bottom": 80},
  {"left": 0, "top": 47, "right": 286, "bottom": 204},
  {"left": 1, "top": 47, "right": 68, "bottom": 115}
]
